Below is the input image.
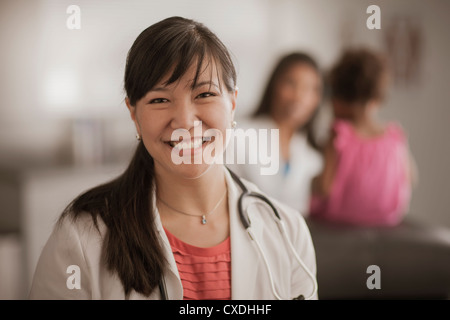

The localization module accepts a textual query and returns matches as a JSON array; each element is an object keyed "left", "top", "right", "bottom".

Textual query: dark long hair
[
  {"left": 329, "top": 48, "right": 388, "bottom": 105},
  {"left": 253, "top": 52, "right": 322, "bottom": 150},
  {"left": 60, "top": 16, "right": 237, "bottom": 297}
]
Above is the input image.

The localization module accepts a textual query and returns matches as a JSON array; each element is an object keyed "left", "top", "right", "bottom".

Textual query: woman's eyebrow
[
  {"left": 192, "top": 81, "right": 220, "bottom": 90},
  {"left": 149, "top": 86, "right": 169, "bottom": 92}
]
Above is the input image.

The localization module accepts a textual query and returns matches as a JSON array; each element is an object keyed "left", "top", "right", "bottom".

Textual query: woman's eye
[
  {"left": 149, "top": 98, "right": 168, "bottom": 104},
  {"left": 196, "top": 92, "right": 216, "bottom": 99}
]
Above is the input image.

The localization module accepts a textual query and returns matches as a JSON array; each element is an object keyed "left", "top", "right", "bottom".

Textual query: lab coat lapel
[
  {"left": 153, "top": 192, "right": 183, "bottom": 299},
  {"left": 225, "top": 168, "right": 261, "bottom": 299}
]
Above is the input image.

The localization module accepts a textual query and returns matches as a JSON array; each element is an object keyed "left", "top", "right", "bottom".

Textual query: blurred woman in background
[
  {"left": 232, "top": 52, "right": 323, "bottom": 215},
  {"left": 310, "top": 48, "right": 417, "bottom": 226}
]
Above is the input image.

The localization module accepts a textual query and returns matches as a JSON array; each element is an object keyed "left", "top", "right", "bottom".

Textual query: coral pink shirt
[
  {"left": 163, "top": 227, "right": 231, "bottom": 300},
  {"left": 310, "top": 120, "right": 411, "bottom": 226}
]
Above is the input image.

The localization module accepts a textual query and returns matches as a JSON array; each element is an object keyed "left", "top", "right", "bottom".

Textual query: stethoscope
[{"left": 158, "top": 167, "right": 318, "bottom": 300}]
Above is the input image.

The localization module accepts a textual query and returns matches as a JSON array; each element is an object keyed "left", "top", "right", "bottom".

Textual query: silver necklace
[{"left": 157, "top": 189, "right": 227, "bottom": 225}]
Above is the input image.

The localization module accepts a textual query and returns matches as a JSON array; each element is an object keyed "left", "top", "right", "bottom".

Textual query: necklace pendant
[{"left": 201, "top": 215, "right": 207, "bottom": 225}]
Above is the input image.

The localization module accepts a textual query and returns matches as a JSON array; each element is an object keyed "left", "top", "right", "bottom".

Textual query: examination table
[{"left": 306, "top": 217, "right": 450, "bottom": 299}]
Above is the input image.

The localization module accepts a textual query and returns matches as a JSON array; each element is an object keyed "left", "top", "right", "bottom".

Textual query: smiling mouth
[{"left": 165, "top": 136, "right": 213, "bottom": 151}]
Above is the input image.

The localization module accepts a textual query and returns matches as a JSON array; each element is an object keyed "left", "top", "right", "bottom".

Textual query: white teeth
[{"left": 172, "top": 138, "right": 203, "bottom": 150}]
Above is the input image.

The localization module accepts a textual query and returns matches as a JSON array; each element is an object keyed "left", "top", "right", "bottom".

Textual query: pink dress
[{"left": 310, "top": 120, "right": 411, "bottom": 226}]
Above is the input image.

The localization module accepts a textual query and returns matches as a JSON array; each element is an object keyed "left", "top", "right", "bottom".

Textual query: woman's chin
[{"left": 165, "top": 162, "right": 215, "bottom": 180}]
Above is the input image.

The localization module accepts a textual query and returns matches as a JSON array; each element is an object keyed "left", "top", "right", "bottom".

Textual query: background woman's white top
[{"left": 228, "top": 116, "right": 323, "bottom": 216}]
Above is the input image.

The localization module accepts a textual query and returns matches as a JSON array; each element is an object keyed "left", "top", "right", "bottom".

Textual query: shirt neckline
[{"left": 163, "top": 226, "right": 231, "bottom": 257}]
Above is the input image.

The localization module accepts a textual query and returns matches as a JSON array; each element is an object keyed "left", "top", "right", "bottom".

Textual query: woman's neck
[
  {"left": 274, "top": 119, "right": 296, "bottom": 162},
  {"left": 154, "top": 164, "right": 227, "bottom": 215},
  {"left": 155, "top": 164, "right": 230, "bottom": 247}
]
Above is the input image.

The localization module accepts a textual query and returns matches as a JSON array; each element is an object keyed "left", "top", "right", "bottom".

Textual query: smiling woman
[
  {"left": 28, "top": 16, "right": 317, "bottom": 300},
  {"left": 127, "top": 60, "right": 235, "bottom": 179}
]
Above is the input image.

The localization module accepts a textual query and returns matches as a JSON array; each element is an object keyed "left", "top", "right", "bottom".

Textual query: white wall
[{"left": 1, "top": 0, "right": 449, "bottom": 228}]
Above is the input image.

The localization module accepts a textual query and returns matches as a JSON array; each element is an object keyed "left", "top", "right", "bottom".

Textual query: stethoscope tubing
[
  {"left": 229, "top": 167, "right": 318, "bottom": 300},
  {"left": 158, "top": 168, "right": 318, "bottom": 300}
]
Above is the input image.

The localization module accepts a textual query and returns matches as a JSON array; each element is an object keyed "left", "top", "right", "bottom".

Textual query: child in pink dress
[{"left": 310, "top": 49, "right": 416, "bottom": 226}]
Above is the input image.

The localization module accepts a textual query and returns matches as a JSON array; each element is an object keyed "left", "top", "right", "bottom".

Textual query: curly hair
[{"left": 329, "top": 48, "right": 388, "bottom": 105}]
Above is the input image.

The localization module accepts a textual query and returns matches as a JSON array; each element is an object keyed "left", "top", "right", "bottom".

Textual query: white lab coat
[
  {"left": 29, "top": 167, "right": 318, "bottom": 300},
  {"left": 228, "top": 117, "right": 323, "bottom": 215}
]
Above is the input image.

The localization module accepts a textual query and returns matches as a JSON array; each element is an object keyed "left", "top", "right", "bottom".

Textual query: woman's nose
[
  {"left": 169, "top": 100, "right": 199, "bottom": 130},
  {"left": 294, "top": 87, "right": 306, "bottom": 102}
]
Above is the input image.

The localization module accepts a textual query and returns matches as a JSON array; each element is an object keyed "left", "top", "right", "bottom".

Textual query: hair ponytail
[{"left": 60, "top": 142, "right": 166, "bottom": 296}]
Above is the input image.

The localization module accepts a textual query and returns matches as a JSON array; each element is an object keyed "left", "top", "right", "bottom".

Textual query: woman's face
[
  {"left": 271, "top": 63, "right": 321, "bottom": 129},
  {"left": 126, "top": 60, "right": 237, "bottom": 180}
]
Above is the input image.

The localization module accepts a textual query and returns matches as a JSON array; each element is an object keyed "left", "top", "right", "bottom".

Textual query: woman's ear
[
  {"left": 125, "top": 97, "right": 141, "bottom": 135},
  {"left": 125, "top": 98, "right": 137, "bottom": 121},
  {"left": 231, "top": 86, "right": 238, "bottom": 116}
]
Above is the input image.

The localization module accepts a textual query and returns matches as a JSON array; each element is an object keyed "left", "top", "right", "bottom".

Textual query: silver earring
[
  {"left": 231, "top": 120, "right": 237, "bottom": 129},
  {"left": 136, "top": 133, "right": 141, "bottom": 141}
]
